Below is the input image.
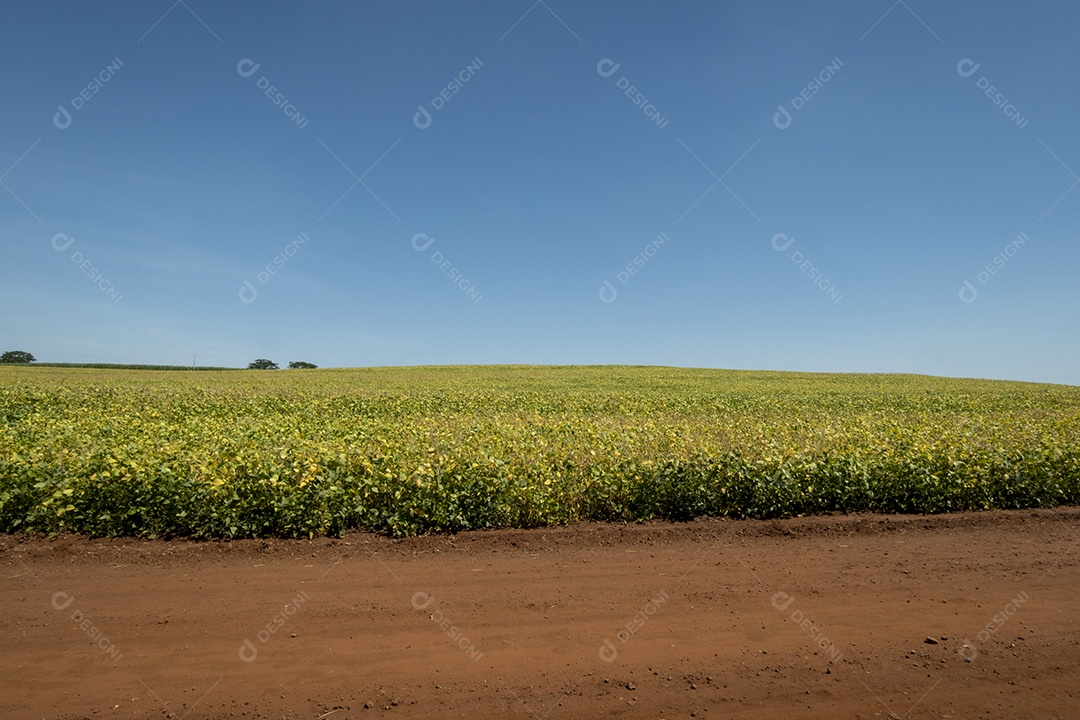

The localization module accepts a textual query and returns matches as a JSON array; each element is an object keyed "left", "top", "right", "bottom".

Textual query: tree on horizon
[{"left": 1, "top": 350, "right": 36, "bottom": 364}]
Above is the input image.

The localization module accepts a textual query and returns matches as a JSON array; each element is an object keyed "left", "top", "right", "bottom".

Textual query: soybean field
[{"left": 2, "top": 365, "right": 1078, "bottom": 538}]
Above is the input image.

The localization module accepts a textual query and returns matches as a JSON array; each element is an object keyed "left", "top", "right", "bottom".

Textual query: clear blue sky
[{"left": 2, "top": 1, "right": 1078, "bottom": 384}]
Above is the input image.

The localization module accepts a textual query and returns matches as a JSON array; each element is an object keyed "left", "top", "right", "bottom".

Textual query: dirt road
[{"left": 3, "top": 509, "right": 1078, "bottom": 719}]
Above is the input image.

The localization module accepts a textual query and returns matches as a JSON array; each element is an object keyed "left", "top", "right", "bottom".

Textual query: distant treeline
[{"left": 25, "top": 363, "right": 240, "bottom": 371}]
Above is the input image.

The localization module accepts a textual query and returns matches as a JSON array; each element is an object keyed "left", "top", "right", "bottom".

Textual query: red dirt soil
[{"left": 3, "top": 508, "right": 1079, "bottom": 719}]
